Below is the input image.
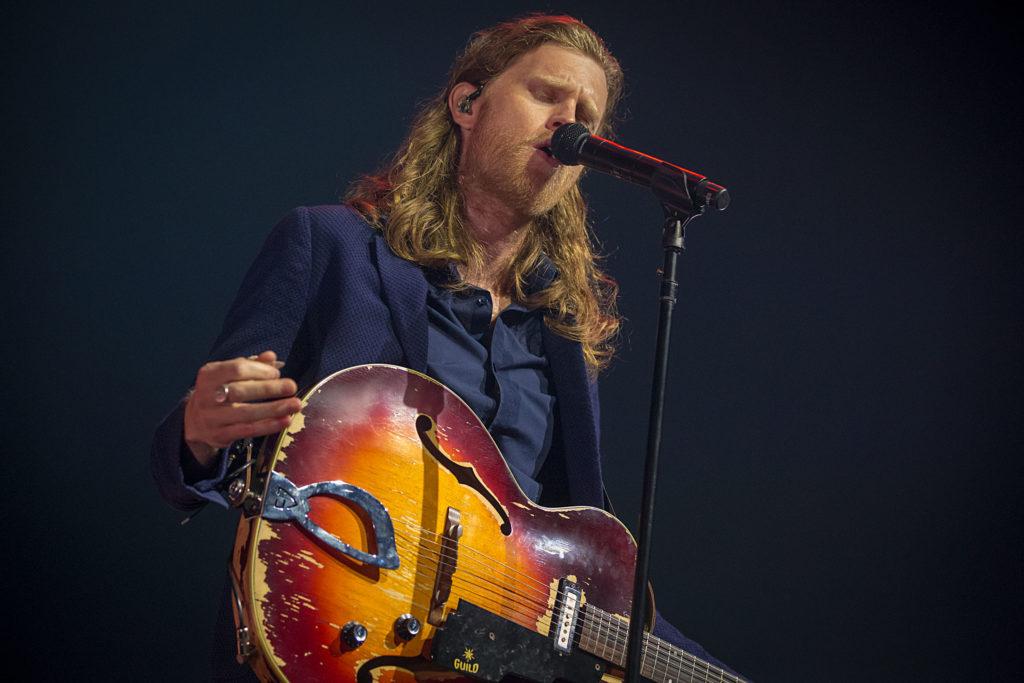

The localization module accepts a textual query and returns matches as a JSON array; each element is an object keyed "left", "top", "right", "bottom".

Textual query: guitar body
[{"left": 232, "top": 364, "right": 645, "bottom": 682}]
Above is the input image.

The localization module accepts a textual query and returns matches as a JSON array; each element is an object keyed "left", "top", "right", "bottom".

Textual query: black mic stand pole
[{"left": 624, "top": 172, "right": 712, "bottom": 682}]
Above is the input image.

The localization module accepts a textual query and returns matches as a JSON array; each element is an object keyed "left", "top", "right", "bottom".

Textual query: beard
[{"left": 460, "top": 123, "right": 578, "bottom": 219}]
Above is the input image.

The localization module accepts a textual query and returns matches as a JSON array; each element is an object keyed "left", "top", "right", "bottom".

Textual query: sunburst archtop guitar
[{"left": 228, "top": 364, "right": 743, "bottom": 682}]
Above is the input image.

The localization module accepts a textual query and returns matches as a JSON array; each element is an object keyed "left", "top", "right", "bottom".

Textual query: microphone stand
[{"left": 624, "top": 171, "right": 712, "bottom": 682}]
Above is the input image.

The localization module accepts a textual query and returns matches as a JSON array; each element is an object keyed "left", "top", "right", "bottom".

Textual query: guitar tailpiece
[
  {"left": 221, "top": 439, "right": 264, "bottom": 516},
  {"left": 229, "top": 566, "right": 256, "bottom": 663}
]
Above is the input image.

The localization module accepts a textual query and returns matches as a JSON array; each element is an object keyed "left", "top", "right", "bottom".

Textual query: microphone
[{"left": 550, "top": 123, "right": 730, "bottom": 212}]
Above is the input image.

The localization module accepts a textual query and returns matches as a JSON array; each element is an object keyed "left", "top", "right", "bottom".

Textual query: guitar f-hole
[{"left": 415, "top": 414, "right": 512, "bottom": 535}]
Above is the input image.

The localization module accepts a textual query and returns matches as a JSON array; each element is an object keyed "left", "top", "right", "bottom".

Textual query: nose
[{"left": 547, "top": 100, "right": 577, "bottom": 131}]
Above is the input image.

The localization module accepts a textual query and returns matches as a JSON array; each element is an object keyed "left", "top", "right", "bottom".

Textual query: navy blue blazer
[
  {"left": 150, "top": 204, "right": 730, "bottom": 672},
  {"left": 151, "top": 205, "right": 603, "bottom": 512}
]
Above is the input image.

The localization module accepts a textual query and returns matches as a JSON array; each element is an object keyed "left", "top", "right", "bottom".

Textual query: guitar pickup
[
  {"left": 428, "top": 506, "right": 462, "bottom": 626},
  {"left": 552, "top": 579, "right": 583, "bottom": 654}
]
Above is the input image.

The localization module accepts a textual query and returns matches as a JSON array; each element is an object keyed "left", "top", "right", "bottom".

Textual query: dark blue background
[{"left": 3, "top": 1, "right": 1020, "bottom": 680}]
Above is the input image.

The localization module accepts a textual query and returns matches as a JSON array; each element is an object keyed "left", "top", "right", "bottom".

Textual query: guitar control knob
[
  {"left": 394, "top": 614, "right": 421, "bottom": 641},
  {"left": 340, "top": 621, "right": 368, "bottom": 649}
]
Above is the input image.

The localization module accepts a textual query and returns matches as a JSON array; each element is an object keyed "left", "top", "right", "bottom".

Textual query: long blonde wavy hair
[{"left": 346, "top": 15, "right": 624, "bottom": 374}]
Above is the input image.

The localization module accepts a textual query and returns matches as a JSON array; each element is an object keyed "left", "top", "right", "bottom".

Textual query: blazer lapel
[
  {"left": 543, "top": 326, "right": 604, "bottom": 508},
  {"left": 372, "top": 236, "right": 428, "bottom": 373}
]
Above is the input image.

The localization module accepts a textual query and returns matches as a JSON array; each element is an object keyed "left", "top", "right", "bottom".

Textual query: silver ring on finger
[{"left": 214, "top": 383, "right": 231, "bottom": 404}]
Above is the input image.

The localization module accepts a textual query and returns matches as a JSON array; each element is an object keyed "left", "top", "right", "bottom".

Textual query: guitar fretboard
[{"left": 577, "top": 605, "right": 745, "bottom": 683}]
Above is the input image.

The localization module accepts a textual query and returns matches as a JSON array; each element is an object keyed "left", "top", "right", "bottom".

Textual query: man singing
[{"left": 153, "top": 14, "right": 740, "bottom": 681}]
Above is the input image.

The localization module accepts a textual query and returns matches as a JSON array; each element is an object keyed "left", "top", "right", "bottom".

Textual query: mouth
[{"left": 534, "top": 141, "right": 559, "bottom": 167}]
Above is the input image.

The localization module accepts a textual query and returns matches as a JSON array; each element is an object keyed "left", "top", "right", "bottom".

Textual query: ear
[{"left": 449, "top": 81, "right": 481, "bottom": 131}]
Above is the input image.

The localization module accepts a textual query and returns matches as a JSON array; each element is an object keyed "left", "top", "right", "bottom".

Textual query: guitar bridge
[{"left": 428, "top": 506, "right": 462, "bottom": 626}]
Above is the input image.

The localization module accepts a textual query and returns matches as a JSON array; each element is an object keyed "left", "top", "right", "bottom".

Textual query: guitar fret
[
  {"left": 641, "top": 629, "right": 648, "bottom": 679},
  {"left": 646, "top": 631, "right": 654, "bottom": 680},
  {"left": 606, "top": 610, "right": 617, "bottom": 664},
  {"left": 661, "top": 633, "right": 675, "bottom": 682},
  {"left": 653, "top": 632, "right": 671, "bottom": 682},
  {"left": 655, "top": 631, "right": 672, "bottom": 683},
  {"left": 584, "top": 609, "right": 593, "bottom": 655},
  {"left": 650, "top": 631, "right": 674, "bottom": 683},
  {"left": 668, "top": 632, "right": 684, "bottom": 683},
  {"left": 642, "top": 630, "right": 653, "bottom": 681}
]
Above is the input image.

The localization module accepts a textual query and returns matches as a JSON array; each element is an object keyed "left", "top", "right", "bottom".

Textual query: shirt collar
[
  {"left": 425, "top": 261, "right": 461, "bottom": 287},
  {"left": 425, "top": 254, "right": 558, "bottom": 296}
]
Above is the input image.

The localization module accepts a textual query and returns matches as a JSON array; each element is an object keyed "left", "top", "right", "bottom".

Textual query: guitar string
[
  {"left": 289, "top": 510, "right": 730, "bottom": 681},
  {"left": 391, "top": 521, "right": 732, "bottom": 682},
  {"left": 393, "top": 513, "right": 565, "bottom": 597},
  {"left": 279, "top": 393, "right": 733, "bottom": 679},
  {"left": 393, "top": 516, "right": 552, "bottom": 598},
  {"left": 395, "top": 532, "right": 701, "bottom": 680},
  {"left": 295, "top": 503, "right": 561, "bottom": 611},
  {"left": 389, "top": 520, "right": 573, "bottom": 610},
  {"left": 393, "top": 513, "right": 615, "bottom": 605},
  {"left": 391, "top": 526, "right": 735, "bottom": 683},
  {"left": 344, "top": 481, "right": 624, "bottom": 606},
  {"left": 292, "top": 585, "right": 540, "bottom": 640},
  {"left": 588, "top": 607, "right": 735, "bottom": 683},
  {"left": 584, "top": 605, "right": 740, "bottom": 683},
  {"left": 395, "top": 528, "right": 684, "bottom": 667},
  {"left": 391, "top": 527, "right": 553, "bottom": 615},
  {"left": 306, "top": 526, "right": 554, "bottom": 624},
  {"left": 278, "top": 530, "right": 732, "bottom": 683},
  {"left": 392, "top": 519, "right": 558, "bottom": 604},
  {"left": 585, "top": 618, "right": 712, "bottom": 683},
  {"left": 387, "top": 528, "right": 565, "bottom": 626},
  {"left": 580, "top": 612, "right": 722, "bottom": 683},
  {"left": 580, "top": 610, "right": 707, "bottom": 683},
  {"left": 281, "top": 533, "right": 551, "bottom": 634}
]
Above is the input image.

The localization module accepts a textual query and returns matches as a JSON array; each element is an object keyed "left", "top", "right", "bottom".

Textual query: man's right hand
[{"left": 183, "top": 350, "right": 301, "bottom": 467}]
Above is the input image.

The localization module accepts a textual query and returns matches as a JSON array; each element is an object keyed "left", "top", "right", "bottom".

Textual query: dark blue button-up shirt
[{"left": 425, "top": 261, "right": 557, "bottom": 502}]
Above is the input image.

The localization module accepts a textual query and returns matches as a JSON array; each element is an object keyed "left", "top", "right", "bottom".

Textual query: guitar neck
[{"left": 578, "top": 605, "right": 744, "bottom": 683}]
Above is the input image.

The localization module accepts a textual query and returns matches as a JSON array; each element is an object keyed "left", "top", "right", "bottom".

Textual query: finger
[
  {"left": 224, "top": 378, "right": 298, "bottom": 403},
  {"left": 249, "top": 350, "right": 286, "bottom": 369},
  {"left": 196, "top": 357, "right": 281, "bottom": 390},
  {"left": 215, "top": 397, "right": 302, "bottom": 426},
  {"left": 247, "top": 350, "right": 278, "bottom": 363}
]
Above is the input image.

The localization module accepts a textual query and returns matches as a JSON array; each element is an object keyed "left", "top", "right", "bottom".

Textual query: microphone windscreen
[{"left": 550, "top": 123, "right": 591, "bottom": 165}]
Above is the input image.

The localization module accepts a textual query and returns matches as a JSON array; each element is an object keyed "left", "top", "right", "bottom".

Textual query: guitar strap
[{"left": 602, "top": 483, "right": 617, "bottom": 516}]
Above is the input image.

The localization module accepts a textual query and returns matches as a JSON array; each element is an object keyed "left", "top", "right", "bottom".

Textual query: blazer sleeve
[
  {"left": 652, "top": 611, "right": 744, "bottom": 678},
  {"left": 150, "top": 207, "right": 315, "bottom": 511}
]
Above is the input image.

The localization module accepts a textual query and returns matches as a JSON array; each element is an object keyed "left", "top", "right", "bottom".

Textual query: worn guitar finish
[{"left": 231, "top": 365, "right": 735, "bottom": 682}]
